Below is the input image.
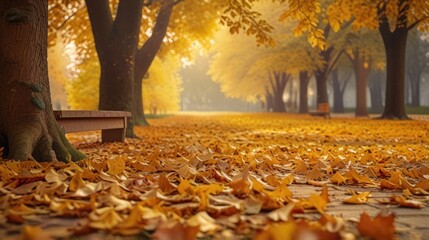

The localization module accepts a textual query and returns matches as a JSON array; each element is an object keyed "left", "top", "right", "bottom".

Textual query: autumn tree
[
  {"left": 50, "top": 0, "right": 273, "bottom": 136},
  {"left": 344, "top": 30, "right": 385, "bottom": 117},
  {"left": 210, "top": 1, "right": 322, "bottom": 112},
  {"left": 66, "top": 53, "right": 182, "bottom": 115},
  {"left": 331, "top": 68, "right": 351, "bottom": 113},
  {"left": 283, "top": 0, "right": 429, "bottom": 119},
  {"left": 0, "top": 0, "right": 84, "bottom": 162},
  {"left": 405, "top": 30, "right": 429, "bottom": 106}
]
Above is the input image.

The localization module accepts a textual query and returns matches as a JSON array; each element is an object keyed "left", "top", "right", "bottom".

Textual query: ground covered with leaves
[{"left": 1, "top": 113, "right": 429, "bottom": 239}]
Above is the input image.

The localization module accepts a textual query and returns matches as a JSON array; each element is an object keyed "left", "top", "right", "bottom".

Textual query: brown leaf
[
  {"left": 45, "top": 168, "right": 68, "bottom": 183},
  {"left": 158, "top": 174, "right": 177, "bottom": 195},
  {"left": 21, "top": 225, "right": 53, "bottom": 240},
  {"left": 390, "top": 195, "right": 425, "bottom": 209},
  {"left": 153, "top": 220, "right": 199, "bottom": 240},
  {"left": 343, "top": 191, "right": 371, "bottom": 204},
  {"left": 357, "top": 212, "right": 395, "bottom": 240}
]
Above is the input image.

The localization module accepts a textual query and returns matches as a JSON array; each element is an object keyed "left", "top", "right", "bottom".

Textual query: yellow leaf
[{"left": 107, "top": 156, "right": 126, "bottom": 176}]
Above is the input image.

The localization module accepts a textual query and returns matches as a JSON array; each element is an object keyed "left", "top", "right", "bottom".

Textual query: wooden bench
[
  {"left": 54, "top": 110, "right": 131, "bottom": 143},
  {"left": 309, "top": 103, "right": 330, "bottom": 119}
]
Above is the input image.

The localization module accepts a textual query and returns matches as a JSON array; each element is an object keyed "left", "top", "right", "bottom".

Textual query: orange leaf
[
  {"left": 357, "top": 212, "right": 395, "bottom": 240},
  {"left": 343, "top": 191, "right": 371, "bottom": 204},
  {"left": 306, "top": 166, "right": 324, "bottom": 181},
  {"left": 320, "top": 185, "right": 330, "bottom": 203},
  {"left": 330, "top": 172, "right": 346, "bottom": 185},
  {"left": 153, "top": 220, "right": 199, "bottom": 240},
  {"left": 390, "top": 195, "right": 425, "bottom": 209},
  {"left": 21, "top": 225, "right": 53, "bottom": 240},
  {"left": 107, "top": 156, "right": 126, "bottom": 176},
  {"left": 158, "top": 174, "right": 177, "bottom": 195}
]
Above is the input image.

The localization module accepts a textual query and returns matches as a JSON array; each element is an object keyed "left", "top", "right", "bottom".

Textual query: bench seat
[
  {"left": 309, "top": 103, "right": 330, "bottom": 119},
  {"left": 54, "top": 110, "right": 131, "bottom": 143}
]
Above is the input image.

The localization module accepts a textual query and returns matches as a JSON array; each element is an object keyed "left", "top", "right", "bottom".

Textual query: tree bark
[
  {"left": 299, "top": 71, "right": 310, "bottom": 113},
  {"left": 351, "top": 52, "right": 370, "bottom": 117},
  {"left": 269, "top": 71, "right": 289, "bottom": 112},
  {"left": 332, "top": 69, "right": 345, "bottom": 113},
  {"left": 85, "top": 0, "right": 144, "bottom": 137},
  {"left": 134, "top": 0, "right": 175, "bottom": 126},
  {"left": 379, "top": 16, "right": 409, "bottom": 119},
  {"left": 0, "top": 0, "right": 84, "bottom": 162},
  {"left": 369, "top": 72, "right": 384, "bottom": 113},
  {"left": 406, "top": 68, "right": 422, "bottom": 107}
]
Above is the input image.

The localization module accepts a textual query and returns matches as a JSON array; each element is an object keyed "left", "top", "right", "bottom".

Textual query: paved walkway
[{"left": 289, "top": 184, "right": 429, "bottom": 239}]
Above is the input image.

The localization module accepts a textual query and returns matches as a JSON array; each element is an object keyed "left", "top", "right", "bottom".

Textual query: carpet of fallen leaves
[{"left": 1, "top": 113, "right": 429, "bottom": 239}]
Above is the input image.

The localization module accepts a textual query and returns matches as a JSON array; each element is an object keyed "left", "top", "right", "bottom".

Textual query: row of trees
[{"left": 210, "top": 0, "right": 429, "bottom": 118}]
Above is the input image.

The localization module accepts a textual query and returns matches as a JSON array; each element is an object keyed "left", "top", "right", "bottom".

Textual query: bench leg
[{"left": 102, "top": 129, "right": 125, "bottom": 143}]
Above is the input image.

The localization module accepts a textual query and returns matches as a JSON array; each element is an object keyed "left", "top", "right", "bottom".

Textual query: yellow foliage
[{"left": 65, "top": 54, "right": 182, "bottom": 114}]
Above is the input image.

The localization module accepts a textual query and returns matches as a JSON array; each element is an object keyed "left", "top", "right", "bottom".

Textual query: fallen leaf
[
  {"left": 357, "top": 212, "right": 395, "bottom": 240},
  {"left": 153, "top": 220, "right": 199, "bottom": 240},
  {"left": 21, "top": 225, "right": 53, "bottom": 240},
  {"left": 343, "top": 191, "right": 371, "bottom": 204}
]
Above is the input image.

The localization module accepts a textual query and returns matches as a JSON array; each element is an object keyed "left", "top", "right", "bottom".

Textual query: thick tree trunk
[
  {"left": 315, "top": 70, "right": 329, "bottom": 105},
  {"left": 299, "top": 71, "right": 310, "bottom": 113},
  {"left": 332, "top": 69, "right": 345, "bottom": 113},
  {"left": 0, "top": 0, "right": 84, "bottom": 162},
  {"left": 86, "top": 0, "right": 144, "bottom": 137},
  {"left": 379, "top": 18, "right": 409, "bottom": 119},
  {"left": 314, "top": 47, "right": 336, "bottom": 106},
  {"left": 269, "top": 72, "right": 289, "bottom": 112},
  {"left": 134, "top": 0, "right": 174, "bottom": 126},
  {"left": 352, "top": 53, "right": 370, "bottom": 117},
  {"left": 369, "top": 72, "right": 384, "bottom": 113}
]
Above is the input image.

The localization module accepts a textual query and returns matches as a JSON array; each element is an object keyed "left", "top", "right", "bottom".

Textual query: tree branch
[{"left": 85, "top": 0, "right": 113, "bottom": 55}]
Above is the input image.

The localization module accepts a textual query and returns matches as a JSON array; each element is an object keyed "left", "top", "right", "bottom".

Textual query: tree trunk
[
  {"left": 269, "top": 72, "right": 289, "bottom": 112},
  {"left": 0, "top": 0, "right": 84, "bottom": 162},
  {"left": 86, "top": 0, "right": 144, "bottom": 137},
  {"left": 352, "top": 52, "right": 370, "bottom": 117},
  {"left": 314, "top": 47, "right": 335, "bottom": 106},
  {"left": 332, "top": 69, "right": 345, "bottom": 113},
  {"left": 315, "top": 70, "right": 329, "bottom": 105},
  {"left": 369, "top": 72, "right": 384, "bottom": 113},
  {"left": 265, "top": 93, "right": 273, "bottom": 112},
  {"left": 410, "top": 77, "right": 420, "bottom": 106},
  {"left": 407, "top": 70, "right": 422, "bottom": 107},
  {"left": 133, "top": 0, "right": 174, "bottom": 126},
  {"left": 299, "top": 71, "right": 310, "bottom": 113},
  {"left": 379, "top": 18, "right": 409, "bottom": 119}
]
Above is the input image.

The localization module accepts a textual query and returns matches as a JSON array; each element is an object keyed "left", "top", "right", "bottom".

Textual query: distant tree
[
  {"left": 406, "top": 30, "right": 429, "bottom": 106},
  {"left": 344, "top": 30, "right": 385, "bottom": 117},
  {"left": 283, "top": 0, "right": 429, "bottom": 119},
  {"left": 369, "top": 71, "right": 385, "bottom": 113},
  {"left": 331, "top": 68, "right": 351, "bottom": 113},
  {"left": 0, "top": 0, "right": 84, "bottom": 162}
]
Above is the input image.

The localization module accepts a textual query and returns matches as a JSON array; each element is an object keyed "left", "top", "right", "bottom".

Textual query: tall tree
[
  {"left": 406, "top": 30, "right": 429, "bottom": 106},
  {"left": 0, "top": 0, "right": 84, "bottom": 162},
  {"left": 283, "top": 0, "right": 429, "bottom": 119},
  {"left": 85, "top": 0, "right": 144, "bottom": 137},
  {"left": 331, "top": 68, "right": 351, "bottom": 113},
  {"left": 344, "top": 31, "right": 384, "bottom": 117},
  {"left": 369, "top": 71, "right": 385, "bottom": 113},
  {"left": 51, "top": 0, "right": 273, "bottom": 135}
]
